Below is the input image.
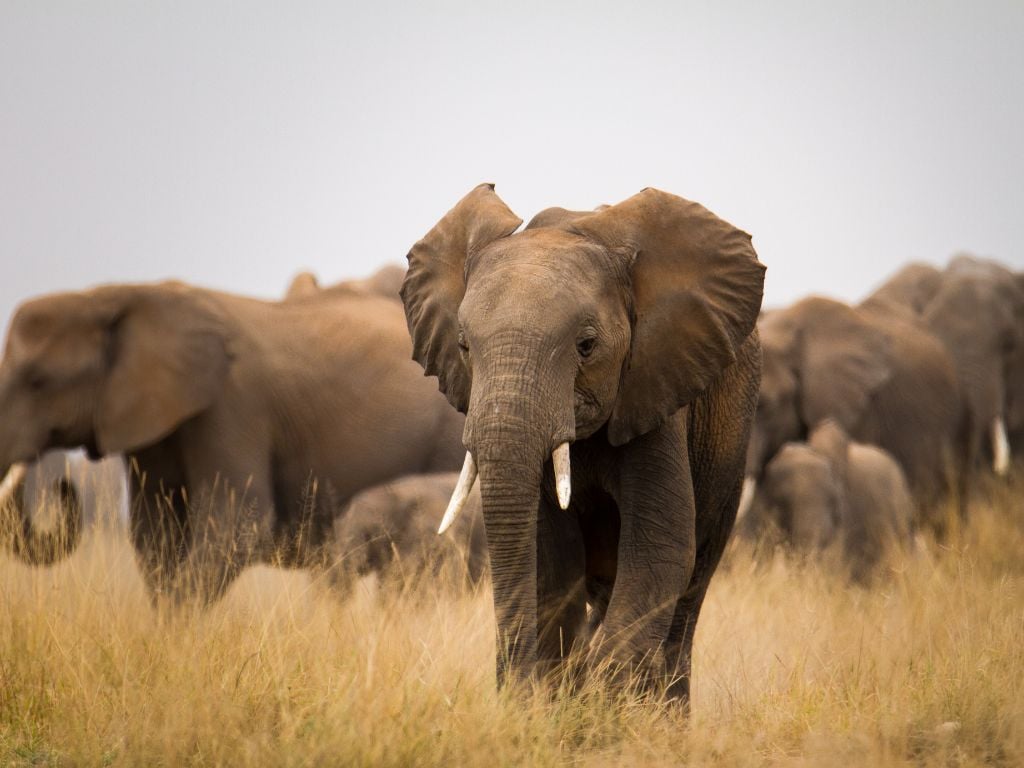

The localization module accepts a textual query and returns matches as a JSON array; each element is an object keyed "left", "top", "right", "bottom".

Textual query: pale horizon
[{"left": 2, "top": 2, "right": 1022, "bottom": 333}]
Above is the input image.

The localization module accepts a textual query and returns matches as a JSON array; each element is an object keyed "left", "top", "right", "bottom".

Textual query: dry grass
[{"left": 1, "top": 475, "right": 1023, "bottom": 767}]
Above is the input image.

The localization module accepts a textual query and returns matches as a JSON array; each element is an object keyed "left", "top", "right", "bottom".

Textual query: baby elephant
[
  {"left": 741, "top": 420, "right": 913, "bottom": 580},
  {"left": 328, "top": 472, "right": 487, "bottom": 595}
]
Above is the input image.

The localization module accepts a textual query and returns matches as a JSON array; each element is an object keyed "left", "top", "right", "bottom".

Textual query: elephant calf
[
  {"left": 741, "top": 420, "right": 914, "bottom": 581},
  {"left": 328, "top": 472, "right": 487, "bottom": 595}
]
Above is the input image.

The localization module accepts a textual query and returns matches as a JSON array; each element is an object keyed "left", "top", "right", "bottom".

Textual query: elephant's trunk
[
  {"left": 1, "top": 462, "right": 83, "bottom": 566},
  {"left": 475, "top": 434, "right": 543, "bottom": 687},
  {"left": 462, "top": 330, "right": 576, "bottom": 686}
]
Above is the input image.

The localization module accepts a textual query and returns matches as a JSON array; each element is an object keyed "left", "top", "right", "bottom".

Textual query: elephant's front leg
[
  {"left": 176, "top": 472, "right": 274, "bottom": 605},
  {"left": 174, "top": 431, "right": 275, "bottom": 605},
  {"left": 592, "top": 424, "right": 696, "bottom": 687}
]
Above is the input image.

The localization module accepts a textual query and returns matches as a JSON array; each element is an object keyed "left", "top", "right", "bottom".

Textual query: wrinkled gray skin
[
  {"left": 865, "top": 255, "right": 1024, "bottom": 476},
  {"left": 402, "top": 184, "right": 765, "bottom": 698},
  {"left": 285, "top": 264, "right": 406, "bottom": 302},
  {"left": 747, "top": 295, "right": 966, "bottom": 529},
  {"left": 329, "top": 472, "right": 487, "bottom": 595},
  {"left": 742, "top": 420, "right": 914, "bottom": 582},
  {"left": 0, "top": 281, "right": 464, "bottom": 603}
]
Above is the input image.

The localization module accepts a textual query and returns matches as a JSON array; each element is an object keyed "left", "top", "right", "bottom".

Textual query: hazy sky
[{"left": 2, "top": 1, "right": 1022, "bottom": 332}]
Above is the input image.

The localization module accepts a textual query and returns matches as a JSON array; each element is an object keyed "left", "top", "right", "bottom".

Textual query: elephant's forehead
[{"left": 468, "top": 229, "right": 615, "bottom": 290}]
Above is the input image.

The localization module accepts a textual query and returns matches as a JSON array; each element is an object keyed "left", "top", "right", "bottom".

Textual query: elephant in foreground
[
  {"left": 740, "top": 421, "right": 914, "bottom": 581},
  {"left": 745, "top": 295, "right": 966, "bottom": 528},
  {"left": 328, "top": 472, "right": 487, "bottom": 595},
  {"left": 0, "top": 281, "right": 464, "bottom": 603},
  {"left": 285, "top": 264, "right": 405, "bottom": 302},
  {"left": 402, "top": 184, "right": 765, "bottom": 698},
  {"left": 865, "top": 255, "right": 1024, "bottom": 476}
]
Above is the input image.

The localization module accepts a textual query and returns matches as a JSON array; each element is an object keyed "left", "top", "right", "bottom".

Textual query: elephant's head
[
  {"left": 0, "top": 283, "right": 231, "bottom": 564},
  {"left": 742, "top": 297, "right": 893, "bottom": 514},
  {"left": 401, "top": 184, "right": 764, "bottom": 683}
]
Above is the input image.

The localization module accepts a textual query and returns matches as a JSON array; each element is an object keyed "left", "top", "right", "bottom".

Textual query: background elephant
[
  {"left": 402, "top": 184, "right": 765, "bottom": 699},
  {"left": 284, "top": 264, "right": 405, "bottom": 302},
  {"left": 746, "top": 295, "right": 965, "bottom": 528},
  {"left": 328, "top": 472, "right": 487, "bottom": 596},
  {"left": 0, "top": 281, "right": 464, "bottom": 603},
  {"left": 741, "top": 420, "right": 914, "bottom": 581},
  {"left": 863, "top": 255, "right": 1024, "bottom": 476}
]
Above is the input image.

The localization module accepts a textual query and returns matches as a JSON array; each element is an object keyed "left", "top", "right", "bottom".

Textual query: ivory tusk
[
  {"left": 438, "top": 451, "right": 477, "bottom": 534},
  {"left": 553, "top": 442, "right": 571, "bottom": 510},
  {"left": 992, "top": 417, "right": 1011, "bottom": 476},
  {"left": 0, "top": 463, "right": 27, "bottom": 507},
  {"left": 736, "top": 476, "right": 756, "bottom": 520}
]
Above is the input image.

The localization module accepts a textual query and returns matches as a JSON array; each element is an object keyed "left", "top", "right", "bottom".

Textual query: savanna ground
[{"left": 1, "top": 473, "right": 1023, "bottom": 767}]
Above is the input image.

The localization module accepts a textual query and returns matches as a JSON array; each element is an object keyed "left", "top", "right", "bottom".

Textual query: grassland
[{"left": 1, "top": 474, "right": 1023, "bottom": 767}]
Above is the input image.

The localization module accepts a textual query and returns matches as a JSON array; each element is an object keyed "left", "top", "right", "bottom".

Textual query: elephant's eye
[
  {"left": 576, "top": 335, "right": 597, "bottom": 359},
  {"left": 26, "top": 371, "right": 48, "bottom": 392},
  {"left": 457, "top": 329, "right": 469, "bottom": 352}
]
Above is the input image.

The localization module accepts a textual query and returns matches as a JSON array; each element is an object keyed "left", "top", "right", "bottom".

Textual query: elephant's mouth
[{"left": 437, "top": 442, "right": 572, "bottom": 534}]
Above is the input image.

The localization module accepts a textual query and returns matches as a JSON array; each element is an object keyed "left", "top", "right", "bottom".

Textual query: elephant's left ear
[{"left": 571, "top": 189, "right": 766, "bottom": 445}]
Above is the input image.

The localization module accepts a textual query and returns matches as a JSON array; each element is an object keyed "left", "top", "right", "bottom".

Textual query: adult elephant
[
  {"left": 401, "top": 184, "right": 765, "bottom": 699},
  {"left": 864, "top": 255, "right": 1024, "bottom": 475},
  {"left": 0, "top": 281, "right": 464, "bottom": 603},
  {"left": 744, "top": 296, "right": 965, "bottom": 527},
  {"left": 741, "top": 420, "right": 914, "bottom": 582}
]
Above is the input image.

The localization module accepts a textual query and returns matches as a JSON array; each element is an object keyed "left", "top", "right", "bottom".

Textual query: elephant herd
[
  {"left": 739, "top": 254, "right": 1024, "bottom": 575},
  {"left": 0, "top": 184, "right": 1018, "bottom": 701}
]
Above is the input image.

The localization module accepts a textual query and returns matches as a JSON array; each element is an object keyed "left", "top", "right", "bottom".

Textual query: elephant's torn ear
[
  {"left": 94, "top": 285, "right": 231, "bottom": 454},
  {"left": 401, "top": 183, "right": 523, "bottom": 413},
  {"left": 570, "top": 188, "right": 766, "bottom": 445}
]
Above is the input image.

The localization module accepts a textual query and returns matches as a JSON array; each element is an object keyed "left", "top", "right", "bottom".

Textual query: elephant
[
  {"left": 744, "top": 295, "right": 966, "bottom": 529},
  {"left": 401, "top": 183, "right": 765, "bottom": 699},
  {"left": 740, "top": 420, "right": 914, "bottom": 582},
  {"left": 328, "top": 471, "right": 487, "bottom": 595},
  {"left": 0, "top": 280, "right": 465, "bottom": 603},
  {"left": 864, "top": 255, "right": 1024, "bottom": 476},
  {"left": 285, "top": 264, "right": 406, "bottom": 302}
]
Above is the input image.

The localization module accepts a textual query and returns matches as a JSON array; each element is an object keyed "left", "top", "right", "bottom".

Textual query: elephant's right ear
[
  {"left": 95, "top": 285, "right": 231, "bottom": 454},
  {"left": 400, "top": 184, "right": 522, "bottom": 412}
]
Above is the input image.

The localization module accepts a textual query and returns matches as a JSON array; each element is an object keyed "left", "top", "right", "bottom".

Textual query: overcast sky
[{"left": 2, "top": 1, "right": 1021, "bottom": 332}]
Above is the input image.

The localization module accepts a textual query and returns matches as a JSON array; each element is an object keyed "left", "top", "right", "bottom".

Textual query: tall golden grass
[{"left": 1, "top": 474, "right": 1023, "bottom": 767}]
